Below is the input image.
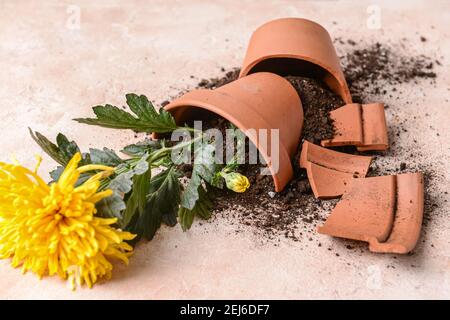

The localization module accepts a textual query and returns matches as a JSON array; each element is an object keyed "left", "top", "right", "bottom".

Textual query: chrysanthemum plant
[
  {"left": 30, "top": 94, "right": 249, "bottom": 242},
  {"left": 1, "top": 94, "right": 250, "bottom": 288}
]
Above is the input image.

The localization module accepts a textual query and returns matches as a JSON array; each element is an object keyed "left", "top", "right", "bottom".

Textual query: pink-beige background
[{"left": 0, "top": 0, "right": 449, "bottom": 299}]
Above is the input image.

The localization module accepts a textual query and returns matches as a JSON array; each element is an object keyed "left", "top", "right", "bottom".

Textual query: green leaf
[
  {"left": 109, "top": 171, "right": 135, "bottom": 194},
  {"left": 109, "top": 156, "right": 149, "bottom": 193},
  {"left": 89, "top": 148, "right": 122, "bottom": 166},
  {"left": 178, "top": 184, "right": 213, "bottom": 231},
  {"left": 122, "top": 169, "right": 151, "bottom": 227},
  {"left": 99, "top": 156, "right": 148, "bottom": 223},
  {"left": 224, "top": 126, "right": 246, "bottom": 170},
  {"left": 56, "top": 133, "right": 81, "bottom": 164},
  {"left": 126, "top": 93, "right": 159, "bottom": 121},
  {"left": 96, "top": 192, "right": 126, "bottom": 219},
  {"left": 139, "top": 167, "right": 181, "bottom": 240},
  {"left": 30, "top": 128, "right": 72, "bottom": 166},
  {"left": 74, "top": 94, "right": 178, "bottom": 133},
  {"left": 74, "top": 104, "right": 144, "bottom": 130},
  {"left": 29, "top": 128, "right": 91, "bottom": 167},
  {"left": 178, "top": 207, "right": 195, "bottom": 232},
  {"left": 210, "top": 172, "right": 224, "bottom": 189},
  {"left": 161, "top": 211, "right": 178, "bottom": 227},
  {"left": 180, "top": 172, "right": 202, "bottom": 210},
  {"left": 180, "top": 142, "right": 217, "bottom": 210},
  {"left": 121, "top": 139, "right": 161, "bottom": 157},
  {"left": 49, "top": 166, "right": 64, "bottom": 181}
]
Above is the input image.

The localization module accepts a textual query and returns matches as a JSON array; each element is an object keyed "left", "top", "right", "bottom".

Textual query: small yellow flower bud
[{"left": 222, "top": 172, "right": 250, "bottom": 193}]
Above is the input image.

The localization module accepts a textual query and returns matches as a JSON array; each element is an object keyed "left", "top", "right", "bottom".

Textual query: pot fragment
[
  {"left": 299, "top": 141, "right": 372, "bottom": 199},
  {"left": 321, "top": 103, "right": 389, "bottom": 151},
  {"left": 369, "top": 173, "right": 424, "bottom": 254},
  {"left": 318, "top": 173, "right": 424, "bottom": 254}
]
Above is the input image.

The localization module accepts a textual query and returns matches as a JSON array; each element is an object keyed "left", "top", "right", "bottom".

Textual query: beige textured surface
[{"left": 0, "top": 0, "right": 449, "bottom": 299}]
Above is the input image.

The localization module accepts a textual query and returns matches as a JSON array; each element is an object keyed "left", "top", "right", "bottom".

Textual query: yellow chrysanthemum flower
[
  {"left": 0, "top": 152, "right": 135, "bottom": 289},
  {"left": 221, "top": 172, "right": 250, "bottom": 193}
]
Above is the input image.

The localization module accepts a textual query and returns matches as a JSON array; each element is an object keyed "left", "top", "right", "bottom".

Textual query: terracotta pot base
[
  {"left": 240, "top": 18, "right": 352, "bottom": 103},
  {"left": 321, "top": 103, "right": 389, "bottom": 151},
  {"left": 299, "top": 141, "right": 372, "bottom": 199},
  {"left": 318, "top": 173, "right": 424, "bottom": 254}
]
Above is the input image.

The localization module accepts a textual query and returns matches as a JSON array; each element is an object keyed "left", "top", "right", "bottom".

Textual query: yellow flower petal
[{"left": 0, "top": 153, "right": 135, "bottom": 289}]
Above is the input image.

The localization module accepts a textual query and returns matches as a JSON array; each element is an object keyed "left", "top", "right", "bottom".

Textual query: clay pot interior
[{"left": 246, "top": 57, "right": 339, "bottom": 89}]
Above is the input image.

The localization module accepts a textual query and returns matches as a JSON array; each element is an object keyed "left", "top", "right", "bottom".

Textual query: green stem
[
  {"left": 148, "top": 134, "right": 203, "bottom": 163},
  {"left": 99, "top": 130, "right": 204, "bottom": 191}
]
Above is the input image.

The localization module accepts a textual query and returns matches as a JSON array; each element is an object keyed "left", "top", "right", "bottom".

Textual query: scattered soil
[
  {"left": 338, "top": 41, "right": 438, "bottom": 102},
  {"left": 164, "top": 40, "right": 441, "bottom": 246},
  {"left": 197, "top": 69, "right": 241, "bottom": 90}
]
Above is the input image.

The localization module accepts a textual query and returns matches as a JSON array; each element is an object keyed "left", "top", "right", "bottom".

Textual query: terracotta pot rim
[
  {"left": 250, "top": 17, "right": 330, "bottom": 38},
  {"left": 164, "top": 88, "right": 295, "bottom": 191}
]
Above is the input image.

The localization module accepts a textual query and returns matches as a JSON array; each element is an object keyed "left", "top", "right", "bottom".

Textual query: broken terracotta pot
[
  {"left": 239, "top": 17, "right": 352, "bottom": 104},
  {"left": 299, "top": 141, "right": 372, "bottom": 199},
  {"left": 321, "top": 103, "right": 389, "bottom": 151},
  {"left": 318, "top": 172, "right": 424, "bottom": 254},
  {"left": 163, "top": 72, "right": 303, "bottom": 192}
]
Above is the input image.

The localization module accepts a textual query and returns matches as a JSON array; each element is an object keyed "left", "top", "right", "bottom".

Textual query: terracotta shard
[
  {"left": 163, "top": 72, "right": 303, "bottom": 192},
  {"left": 299, "top": 141, "right": 372, "bottom": 199},
  {"left": 239, "top": 17, "right": 352, "bottom": 104},
  {"left": 318, "top": 173, "right": 424, "bottom": 254},
  {"left": 369, "top": 173, "right": 424, "bottom": 254},
  {"left": 321, "top": 103, "right": 389, "bottom": 151},
  {"left": 318, "top": 175, "right": 396, "bottom": 243}
]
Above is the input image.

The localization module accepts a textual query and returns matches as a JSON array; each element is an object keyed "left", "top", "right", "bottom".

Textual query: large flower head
[{"left": 0, "top": 152, "right": 135, "bottom": 289}]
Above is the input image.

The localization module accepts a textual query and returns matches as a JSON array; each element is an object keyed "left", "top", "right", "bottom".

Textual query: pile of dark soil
[{"left": 207, "top": 76, "right": 343, "bottom": 241}]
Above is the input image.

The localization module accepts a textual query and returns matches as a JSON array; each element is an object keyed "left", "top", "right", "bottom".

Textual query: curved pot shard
[
  {"left": 318, "top": 173, "right": 424, "bottom": 254},
  {"left": 163, "top": 72, "right": 303, "bottom": 192},
  {"left": 369, "top": 173, "right": 424, "bottom": 254},
  {"left": 299, "top": 141, "right": 372, "bottom": 199},
  {"left": 321, "top": 103, "right": 389, "bottom": 151},
  {"left": 318, "top": 175, "right": 396, "bottom": 243},
  {"left": 240, "top": 17, "right": 352, "bottom": 104}
]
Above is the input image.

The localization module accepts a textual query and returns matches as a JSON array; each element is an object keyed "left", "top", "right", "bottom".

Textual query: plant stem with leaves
[{"left": 31, "top": 94, "right": 250, "bottom": 243}]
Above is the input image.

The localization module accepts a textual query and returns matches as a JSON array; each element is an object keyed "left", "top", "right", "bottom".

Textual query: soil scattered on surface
[
  {"left": 164, "top": 40, "right": 441, "bottom": 246},
  {"left": 338, "top": 41, "right": 438, "bottom": 102}
]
